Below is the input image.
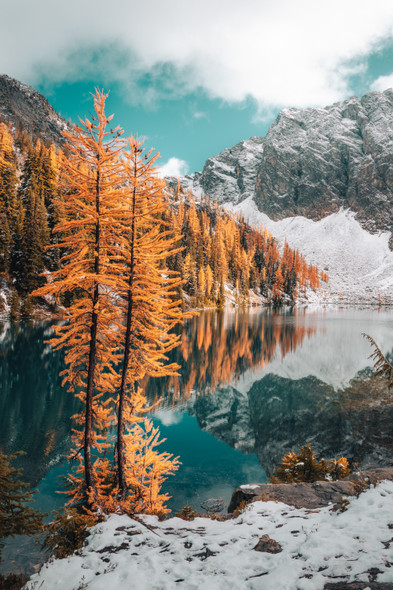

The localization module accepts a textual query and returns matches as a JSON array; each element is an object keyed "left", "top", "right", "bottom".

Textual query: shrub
[
  {"left": 42, "top": 509, "right": 97, "bottom": 559},
  {"left": 0, "top": 449, "right": 44, "bottom": 561},
  {"left": 269, "top": 442, "right": 350, "bottom": 484},
  {"left": 0, "top": 573, "right": 29, "bottom": 590},
  {"left": 233, "top": 500, "right": 249, "bottom": 518},
  {"left": 175, "top": 506, "right": 198, "bottom": 521}
]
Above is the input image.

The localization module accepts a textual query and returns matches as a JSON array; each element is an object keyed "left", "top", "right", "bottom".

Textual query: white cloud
[
  {"left": 2, "top": 0, "right": 393, "bottom": 109},
  {"left": 371, "top": 73, "right": 393, "bottom": 91},
  {"left": 193, "top": 111, "right": 208, "bottom": 120},
  {"left": 158, "top": 157, "right": 189, "bottom": 178},
  {"left": 153, "top": 409, "right": 184, "bottom": 426}
]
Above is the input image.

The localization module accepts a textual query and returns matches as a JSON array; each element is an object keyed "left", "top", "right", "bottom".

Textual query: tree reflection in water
[
  {"left": 3, "top": 311, "right": 393, "bottom": 576},
  {"left": 145, "top": 308, "right": 315, "bottom": 405},
  {"left": 145, "top": 308, "right": 393, "bottom": 475},
  {"left": 2, "top": 309, "right": 393, "bottom": 490}
]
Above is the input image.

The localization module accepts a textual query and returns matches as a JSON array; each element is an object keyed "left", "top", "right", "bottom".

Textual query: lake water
[{"left": 1, "top": 307, "right": 393, "bottom": 574}]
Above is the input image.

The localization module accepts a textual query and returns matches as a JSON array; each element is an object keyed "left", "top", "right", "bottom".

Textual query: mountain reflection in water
[
  {"left": 146, "top": 308, "right": 393, "bottom": 475},
  {"left": 1, "top": 309, "right": 393, "bottom": 486}
]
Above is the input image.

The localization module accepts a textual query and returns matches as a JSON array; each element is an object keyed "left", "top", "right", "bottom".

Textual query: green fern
[{"left": 362, "top": 333, "right": 393, "bottom": 386}]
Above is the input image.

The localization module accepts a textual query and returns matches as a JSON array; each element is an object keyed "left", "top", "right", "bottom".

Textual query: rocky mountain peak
[
  {"left": 177, "top": 88, "right": 393, "bottom": 237},
  {"left": 0, "top": 74, "right": 66, "bottom": 146}
]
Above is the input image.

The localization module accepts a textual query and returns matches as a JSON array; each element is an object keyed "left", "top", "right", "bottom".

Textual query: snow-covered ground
[
  {"left": 227, "top": 198, "right": 393, "bottom": 305},
  {"left": 26, "top": 480, "right": 393, "bottom": 590}
]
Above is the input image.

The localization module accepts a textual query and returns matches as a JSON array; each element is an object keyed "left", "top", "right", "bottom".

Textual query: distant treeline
[
  {"left": 0, "top": 121, "right": 327, "bottom": 315},
  {"left": 164, "top": 191, "right": 327, "bottom": 306}
]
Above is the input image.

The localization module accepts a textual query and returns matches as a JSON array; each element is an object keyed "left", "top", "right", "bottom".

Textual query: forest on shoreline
[{"left": 0, "top": 120, "right": 327, "bottom": 319}]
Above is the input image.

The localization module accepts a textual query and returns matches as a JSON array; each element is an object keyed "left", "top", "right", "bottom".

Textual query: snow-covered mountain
[
  {"left": 179, "top": 89, "right": 393, "bottom": 233},
  {"left": 3, "top": 75, "right": 393, "bottom": 303},
  {"left": 172, "top": 89, "right": 393, "bottom": 303}
]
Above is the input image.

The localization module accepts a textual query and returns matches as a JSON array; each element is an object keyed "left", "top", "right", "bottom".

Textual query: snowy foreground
[{"left": 26, "top": 480, "right": 393, "bottom": 590}]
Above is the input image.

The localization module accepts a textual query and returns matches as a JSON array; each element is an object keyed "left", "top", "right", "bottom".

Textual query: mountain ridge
[
  {"left": 0, "top": 74, "right": 66, "bottom": 146},
  {"left": 167, "top": 88, "right": 393, "bottom": 303},
  {"left": 174, "top": 88, "right": 393, "bottom": 240},
  {"left": 1, "top": 74, "right": 392, "bottom": 303}
]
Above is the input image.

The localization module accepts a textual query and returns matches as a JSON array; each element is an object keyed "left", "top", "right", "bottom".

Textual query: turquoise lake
[{"left": 1, "top": 307, "right": 393, "bottom": 574}]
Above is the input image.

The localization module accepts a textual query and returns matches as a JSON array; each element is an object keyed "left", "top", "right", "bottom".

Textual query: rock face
[
  {"left": 228, "top": 466, "right": 393, "bottom": 512},
  {"left": 0, "top": 75, "right": 66, "bottom": 146},
  {"left": 255, "top": 91, "right": 393, "bottom": 235},
  {"left": 180, "top": 89, "right": 393, "bottom": 236},
  {"left": 197, "top": 137, "right": 265, "bottom": 204}
]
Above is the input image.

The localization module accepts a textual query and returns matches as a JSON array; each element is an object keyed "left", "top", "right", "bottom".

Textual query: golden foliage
[
  {"left": 150, "top": 310, "right": 316, "bottom": 406},
  {"left": 34, "top": 91, "right": 184, "bottom": 516},
  {"left": 269, "top": 442, "right": 350, "bottom": 484},
  {"left": 115, "top": 136, "right": 185, "bottom": 499}
]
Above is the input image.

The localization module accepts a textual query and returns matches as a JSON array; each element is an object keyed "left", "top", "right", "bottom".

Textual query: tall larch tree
[
  {"left": 0, "top": 123, "right": 18, "bottom": 274},
  {"left": 33, "top": 90, "right": 126, "bottom": 509},
  {"left": 115, "top": 136, "right": 184, "bottom": 506}
]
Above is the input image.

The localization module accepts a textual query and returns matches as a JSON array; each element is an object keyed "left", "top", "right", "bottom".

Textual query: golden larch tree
[
  {"left": 115, "top": 136, "right": 185, "bottom": 506},
  {"left": 33, "top": 90, "right": 126, "bottom": 509}
]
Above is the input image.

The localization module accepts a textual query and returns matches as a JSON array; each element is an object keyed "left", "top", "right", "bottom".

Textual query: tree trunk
[
  {"left": 117, "top": 150, "right": 137, "bottom": 496},
  {"left": 84, "top": 166, "right": 101, "bottom": 498}
]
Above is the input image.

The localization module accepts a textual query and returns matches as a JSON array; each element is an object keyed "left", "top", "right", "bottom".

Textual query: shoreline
[{"left": 2, "top": 298, "right": 393, "bottom": 323}]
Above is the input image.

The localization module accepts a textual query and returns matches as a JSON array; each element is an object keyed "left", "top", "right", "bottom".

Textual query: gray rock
[
  {"left": 0, "top": 74, "right": 67, "bottom": 147},
  {"left": 175, "top": 89, "right": 393, "bottom": 237},
  {"left": 228, "top": 467, "right": 393, "bottom": 513},
  {"left": 254, "top": 91, "right": 393, "bottom": 236}
]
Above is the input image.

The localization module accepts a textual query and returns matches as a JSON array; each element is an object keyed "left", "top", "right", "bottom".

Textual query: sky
[{"left": 2, "top": 0, "right": 393, "bottom": 175}]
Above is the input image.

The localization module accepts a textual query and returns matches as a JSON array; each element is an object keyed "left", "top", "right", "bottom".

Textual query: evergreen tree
[
  {"left": 42, "top": 145, "right": 62, "bottom": 270},
  {"left": 0, "top": 210, "right": 10, "bottom": 275},
  {"left": 13, "top": 142, "right": 50, "bottom": 294},
  {"left": 0, "top": 123, "right": 18, "bottom": 224},
  {"left": 205, "top": 263, "right": 213, "bottom": 302},
  {"left": 15, "top": 183, "right": 48, "bottom": 293},
  {"left": 272, "top": 265, "right": 284, "bottom": 304},
  {"left": 0, "top": 124, "right": 18, "bottom": 274},
  {"left": 0, "top": 450, "right": 43, "bottom": 559}
]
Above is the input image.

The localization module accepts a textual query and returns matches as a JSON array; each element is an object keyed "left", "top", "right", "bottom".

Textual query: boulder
[{"left": 228, "top": 467, "right": 393, "bottom": 512}]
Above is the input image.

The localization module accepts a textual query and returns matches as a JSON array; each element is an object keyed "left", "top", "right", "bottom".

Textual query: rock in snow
[{"left": 228, "top": 467, "right": 393, "bottom": 512}]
